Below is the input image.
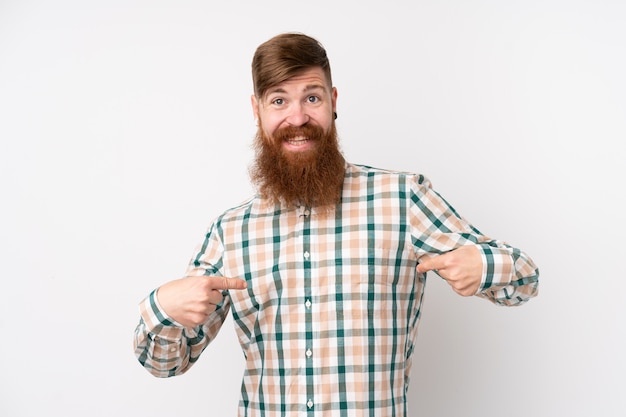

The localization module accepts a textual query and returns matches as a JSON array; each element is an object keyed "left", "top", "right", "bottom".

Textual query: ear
[
  {"left": 251, "top": 94, "right": 259, "bottom": 121},
  {"left": 331, "top": 87, "right": 338, "bottom": 113}
]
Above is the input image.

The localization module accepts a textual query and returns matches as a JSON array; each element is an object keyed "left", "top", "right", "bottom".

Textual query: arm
[
  {"left": 416, "top": 240, "right": 539, "bottom": 306},
  {"left": 409, "top": 175, "right": 539, "bottom": 306},
  {"left": 133, "top": 222, "right": 247, "bottom": 377},
  {"left": 133, "top": 287, "right": 232, "bottom": 377}
]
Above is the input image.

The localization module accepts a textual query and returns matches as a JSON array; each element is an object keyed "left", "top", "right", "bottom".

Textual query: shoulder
[
  {"left": 211, "top": 195, "right": 258, "bottom": 226},
  {"left": 345, "top": 162, "right": 431, "bottom": 187}
]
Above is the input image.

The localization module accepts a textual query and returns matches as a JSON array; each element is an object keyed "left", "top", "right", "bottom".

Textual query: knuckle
[{"left": 198, "top": 276, "right": 212, "bottom": 292}]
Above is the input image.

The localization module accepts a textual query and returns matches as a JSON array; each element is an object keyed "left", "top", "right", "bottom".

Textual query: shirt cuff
[
  {"left": 477, "top": 244, "right": 515, "bottom": 293},
  {"left": 138, "top": 289, "right": 185, "bottom": 339}
]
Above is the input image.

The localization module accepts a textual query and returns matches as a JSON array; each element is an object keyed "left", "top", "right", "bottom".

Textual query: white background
[{"left": 1, "top": 1, "right": 624, "bottom": 416}]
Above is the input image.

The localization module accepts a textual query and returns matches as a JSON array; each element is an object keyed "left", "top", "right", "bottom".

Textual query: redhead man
[{"left": 134, "top": 32, "right": 539, "bottom": 416}]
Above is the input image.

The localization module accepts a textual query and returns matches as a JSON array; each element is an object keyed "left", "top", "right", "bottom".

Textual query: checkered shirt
[{"left": 134, "top": 163, "right": 539, "bottom": 416}]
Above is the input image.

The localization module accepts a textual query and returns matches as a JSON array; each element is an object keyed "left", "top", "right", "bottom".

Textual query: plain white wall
[{"left": 1, "top": 1, "right": 624, "bottom": 416}]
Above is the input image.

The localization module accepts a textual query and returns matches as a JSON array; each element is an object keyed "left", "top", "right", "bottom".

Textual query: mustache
[{"left": 272, "top": 124, "right": 326, "bottom": 143}]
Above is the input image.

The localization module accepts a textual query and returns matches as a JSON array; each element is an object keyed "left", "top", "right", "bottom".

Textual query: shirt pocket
[
  {"left": 339, "top": 247, "right": 418, "bottom": 321},
  {"left": 357, "top": 247, "right": 417, "bottom": 287}
]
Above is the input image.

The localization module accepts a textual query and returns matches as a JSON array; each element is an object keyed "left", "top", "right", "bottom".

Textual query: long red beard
[{"left": 249, "top": 122, "right": 345, "bottom": 209}]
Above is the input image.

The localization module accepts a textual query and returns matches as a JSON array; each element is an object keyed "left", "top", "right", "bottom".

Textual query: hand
[
  {"left": 156, "top": 276, "right": 247, "bottom": 328},
  {"left": 416, "top": 245, "right": 483, "bottom": 297}
]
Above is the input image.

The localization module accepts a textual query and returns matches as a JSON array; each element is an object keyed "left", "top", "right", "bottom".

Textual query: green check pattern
[{"left": 134, "top": 163, "right": 539, "bottom": 416}]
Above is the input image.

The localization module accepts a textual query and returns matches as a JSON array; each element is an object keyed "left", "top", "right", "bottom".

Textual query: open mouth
[{"left": 286, "top": 136, "right": 310, "bottom": 146}]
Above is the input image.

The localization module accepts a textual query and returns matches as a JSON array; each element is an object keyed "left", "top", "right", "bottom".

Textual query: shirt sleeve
[
  {"left": 133, "top": 221, "right": 231, "bottom": 377},
  {"left": 408, "top": 174, "right": 539, "bottom": 306}
]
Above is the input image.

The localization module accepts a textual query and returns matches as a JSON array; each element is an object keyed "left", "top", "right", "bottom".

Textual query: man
[{"left": 134, "top": 33, "right": 539, "bottom": 416}]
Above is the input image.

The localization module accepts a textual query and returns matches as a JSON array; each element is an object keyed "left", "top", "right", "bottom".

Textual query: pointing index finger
[{"left": 212, "top": 276, "right": 248, "bottom": 290}]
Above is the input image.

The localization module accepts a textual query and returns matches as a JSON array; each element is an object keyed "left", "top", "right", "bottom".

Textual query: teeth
[{"left": 287, "top": 136, "right": 308, "bottom": 144}]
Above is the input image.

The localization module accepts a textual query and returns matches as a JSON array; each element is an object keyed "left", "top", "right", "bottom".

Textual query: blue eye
[
  {"left": 272, "top": 98, "right": 284, "bottom": 105},
  {"left": 307, "top": 96, "right": 319, "bottom": 103}
]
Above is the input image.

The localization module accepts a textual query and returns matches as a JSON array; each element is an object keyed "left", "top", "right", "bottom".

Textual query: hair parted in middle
[{"left": 251, "top": 32, "right": 333, "bottom": 99}]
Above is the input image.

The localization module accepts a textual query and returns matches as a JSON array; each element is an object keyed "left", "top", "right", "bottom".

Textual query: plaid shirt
[{"left": 134, "top": 163, "right": 539, "bottom": 416}]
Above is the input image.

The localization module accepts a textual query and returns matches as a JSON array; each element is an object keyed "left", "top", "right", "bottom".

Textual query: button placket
[{"left": 301, "top": 206, "right": 314, "bottom": 413}]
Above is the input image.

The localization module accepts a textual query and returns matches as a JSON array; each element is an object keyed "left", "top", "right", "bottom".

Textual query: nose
[{"left": 285, "top": 103, "right": 310, "bottom": 127}]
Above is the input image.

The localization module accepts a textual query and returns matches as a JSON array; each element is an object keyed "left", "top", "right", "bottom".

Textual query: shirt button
[
  {"left": 303, "top": 251, "right": 310, "bottom": 260},
  {"left": 306, "top": 348, "right": 312, "bottom": 358},
  {"left": 307, "top": 399, "right": 313, "bottom": 409},
  {"left": 170, "top": 347, "right": 176, "bottom": 352},
  {"left": 304, "top": 209, "right": 311, "bottom": 216},
  {"left": 305, "top": 299, "right": 312, "bottom": 309}
]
